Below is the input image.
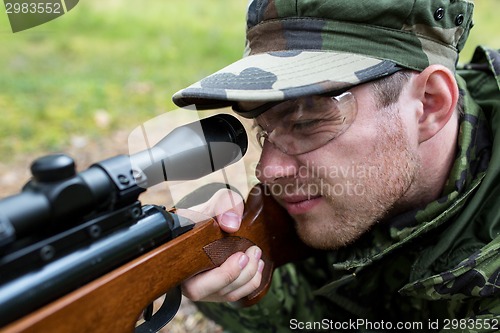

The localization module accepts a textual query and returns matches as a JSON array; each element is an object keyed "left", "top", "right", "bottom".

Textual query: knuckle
[
  {"left": 249, "top": 275, "right": 262, "bottom": 291},
  {"left": 225, "top": 292, "right": 243, "bottom": 303},
  {"left": 251, "top": 278, "right": 261, "bottom": 291},
  {"left": 221, "top": 268, "right": 238, "bottom": 285},
  {"left": 181, "top": 287, "right": 201, "bottom": 302}
]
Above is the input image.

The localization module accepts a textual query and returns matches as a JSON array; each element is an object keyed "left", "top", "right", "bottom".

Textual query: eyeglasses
[{"left": 237, "top": 92, "right": 358, "bottom": 155}]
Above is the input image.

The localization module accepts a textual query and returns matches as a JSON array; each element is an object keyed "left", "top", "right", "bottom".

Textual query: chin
[
  {"left": 295, "top": 224, "right": 354, "bottom": 250},
  {"left": 293, "top": 213, "right": 371, "bottom": 250}
]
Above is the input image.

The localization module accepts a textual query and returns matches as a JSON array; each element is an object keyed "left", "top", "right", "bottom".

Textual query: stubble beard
[{"left": 293, "top": 109, "right": 421, "bottom": 250}]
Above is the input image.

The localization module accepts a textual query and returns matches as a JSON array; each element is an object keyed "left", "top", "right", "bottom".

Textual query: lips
[{"left": 278, "top": 194, "right": 323, "bottom": 215}]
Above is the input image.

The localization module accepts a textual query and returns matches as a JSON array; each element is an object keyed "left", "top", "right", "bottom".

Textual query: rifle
[{"left": 0, "top": 114, "right": 313, "bottom": 333}]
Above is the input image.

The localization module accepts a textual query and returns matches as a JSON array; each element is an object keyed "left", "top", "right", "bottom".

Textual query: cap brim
[{"left": 172, "top": 50, "right": 400, "bottom": 114}]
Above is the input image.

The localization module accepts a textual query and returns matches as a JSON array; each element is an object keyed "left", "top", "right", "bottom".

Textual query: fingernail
[
  {"left": 239, "top": 254, "right": 249, "bottom": 269},
  {"left": 258, "top": 259, "right": 264, "bottom": 273},
  {"left": 221, "top": 211, "right": 241, "bottom": 229},
  {"left": 254, "top": 247, "right": 262, "bottom": 260}
]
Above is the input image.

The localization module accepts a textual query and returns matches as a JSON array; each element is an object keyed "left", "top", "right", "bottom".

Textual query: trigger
[{"left": 135, "top": 287, "right": 182, "bottom": 333}]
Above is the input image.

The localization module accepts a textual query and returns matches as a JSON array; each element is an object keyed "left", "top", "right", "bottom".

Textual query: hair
[
  {"left": 370, "top": 70, "right": 464, "bottom": 116},
  {"left": 371, "top": 70, "right": 414, "bottom": 108}
]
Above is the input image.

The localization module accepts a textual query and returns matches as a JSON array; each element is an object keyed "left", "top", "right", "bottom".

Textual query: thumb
[
  {"left": 188, "top": 188, "right": 244, "bottom": 233},
  {"left": 211, "top": 189, "right": 244, "bottom": 233}
]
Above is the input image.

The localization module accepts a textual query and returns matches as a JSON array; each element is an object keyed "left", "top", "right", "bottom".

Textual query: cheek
[
  {"left": 301, "top": 112, "right": 380, "bottom": 164},
  {"left": 337, "top": 98, "right": 384, "bottom": 152}
]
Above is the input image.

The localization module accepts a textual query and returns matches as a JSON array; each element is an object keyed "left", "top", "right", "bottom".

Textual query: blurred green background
[
  {"left": 0, "top": 0, "right": 247, "bottom": 156},
  {"left": 0, "top": 0, "right": 498, "bottom": 157}
]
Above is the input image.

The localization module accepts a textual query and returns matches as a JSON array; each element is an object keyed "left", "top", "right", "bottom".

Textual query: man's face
[{"left": 254, "top": 83, "right": 421, "bottom": 250}]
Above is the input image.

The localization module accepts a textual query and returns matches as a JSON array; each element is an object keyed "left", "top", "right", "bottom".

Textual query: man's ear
[{"left": 412, "top": 65, "right": 459, "bottom": 143}]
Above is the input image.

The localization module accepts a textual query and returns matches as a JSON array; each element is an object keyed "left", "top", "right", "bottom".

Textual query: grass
[
  {"left": 0, "top": 0, "right": 247, "bottom": 156},
  {"left": 0, "top": 0, "right": 498, "bottom": 157}
]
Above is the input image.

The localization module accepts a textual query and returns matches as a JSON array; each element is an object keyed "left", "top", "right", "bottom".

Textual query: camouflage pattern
[
  {"left": 173, "top": 0, "right": 474, "bottom": 113},
  {"left": 193, "top": 47, "right": 500, "bottom": 332}
]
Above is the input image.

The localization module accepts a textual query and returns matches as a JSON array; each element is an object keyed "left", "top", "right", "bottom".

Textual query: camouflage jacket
[{"left": 196, "top": 46, "right": 500, "bottom": 332}]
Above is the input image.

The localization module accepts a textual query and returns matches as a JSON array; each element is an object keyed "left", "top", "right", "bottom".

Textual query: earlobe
[{"left": 412, "top": 65, "right": 459, "bottom": 143}]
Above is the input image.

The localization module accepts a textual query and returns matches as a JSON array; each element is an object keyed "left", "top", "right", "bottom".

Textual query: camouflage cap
[{"left": 173, "top": 0, "right": 474, "bottom": 115}]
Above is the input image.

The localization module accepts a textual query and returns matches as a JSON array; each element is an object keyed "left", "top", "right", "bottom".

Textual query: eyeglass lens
[{"left": 252, "top": 92, "right": 357, "bottom": 155}]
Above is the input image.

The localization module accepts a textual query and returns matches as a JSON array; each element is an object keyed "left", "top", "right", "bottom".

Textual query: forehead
[{"left": 236, "top": 100, "right": 267, "bottom": 112}]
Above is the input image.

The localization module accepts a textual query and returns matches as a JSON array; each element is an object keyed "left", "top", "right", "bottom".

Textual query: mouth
[{"left": 279, "top": 194, "right": 323, "bottom": 215}]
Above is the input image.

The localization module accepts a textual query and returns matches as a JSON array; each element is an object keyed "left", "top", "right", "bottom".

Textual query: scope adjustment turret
[{"left": 31, "top": 154, "right": 77, "bottom": 182}]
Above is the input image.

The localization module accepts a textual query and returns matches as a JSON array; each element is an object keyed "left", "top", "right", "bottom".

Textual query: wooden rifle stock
[{"left": 0, "top": 184, "right": 313, "bottom": 333}]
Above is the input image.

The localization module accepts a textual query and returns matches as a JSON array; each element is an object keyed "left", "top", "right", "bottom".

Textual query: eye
[{"left": 291, "top": 119, "right": 325, "bottom": 132}]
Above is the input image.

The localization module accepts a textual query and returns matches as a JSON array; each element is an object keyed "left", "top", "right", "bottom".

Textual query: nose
[{"left": 255, "top": 140, "right": 298, "bottom": 184}]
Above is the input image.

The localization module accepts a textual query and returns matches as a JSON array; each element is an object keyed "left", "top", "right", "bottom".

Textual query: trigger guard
[{"left": 135, "top": 286, "right": 182, "bottom": 333}]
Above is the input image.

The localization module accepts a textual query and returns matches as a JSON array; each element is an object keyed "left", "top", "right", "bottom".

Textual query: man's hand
[{"left": 179, "top": 189, "right": 265, "bottom": 303}]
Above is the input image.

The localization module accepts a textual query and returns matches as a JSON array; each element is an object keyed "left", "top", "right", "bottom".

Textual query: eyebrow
[
  {"left": 232, "top": 101, "right": 281, "bottom": 118},
  {"left": 264, "top": 101, "right": 299, "bottom": 122},
  {"left": 233, "top": 87, "right": 354, "bottom": 118}
]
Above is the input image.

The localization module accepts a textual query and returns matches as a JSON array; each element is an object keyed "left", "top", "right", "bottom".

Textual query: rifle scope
[{"left": 0, "top": 114, "right": 247, "bottom": 248}]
